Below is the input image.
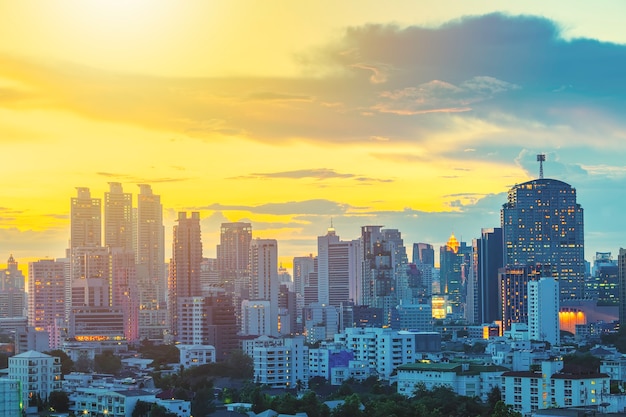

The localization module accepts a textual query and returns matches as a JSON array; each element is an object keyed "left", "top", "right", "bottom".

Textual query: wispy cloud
[
  {"left": 230, "top": 168, "right": 392, "bottom": 183},
  {"left": 197, "top": 199, "right": 357, "bottom": 216}
]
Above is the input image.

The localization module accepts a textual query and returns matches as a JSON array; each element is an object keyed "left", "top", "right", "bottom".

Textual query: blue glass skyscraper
[{"left": 501, "top": 178, "right": 584, "bottom": 300}]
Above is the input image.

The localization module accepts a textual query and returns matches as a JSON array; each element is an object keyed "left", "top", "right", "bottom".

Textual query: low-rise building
[
  {"left": 177, "top": 344, "right": 216, "bottom": 367},
  {"left": 396, "top": 361, "right": 508, "bottom": 401},
  {"left": 502, "top": 360, "right": 610, "bottom": 415},
  {"left": 69, "top": 387, "right": 190, "bottom": 417}
]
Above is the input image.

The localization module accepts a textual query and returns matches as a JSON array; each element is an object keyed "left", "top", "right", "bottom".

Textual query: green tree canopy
[
  {"left": 94, "top": 350, "right": 122, "bottom": 374},
  {"left": 46, "top": 349, "right": 75, "bottom": 376}
]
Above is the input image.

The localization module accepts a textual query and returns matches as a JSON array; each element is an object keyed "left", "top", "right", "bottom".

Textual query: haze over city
[{"left": 2, "top": 1, "right": 626, "bottom": 268}]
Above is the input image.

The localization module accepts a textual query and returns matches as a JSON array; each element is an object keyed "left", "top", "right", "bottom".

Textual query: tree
[
  {"left": 49, "top": 391, "right": 70, "bottom": 412},
  {"left": 225, "top": 349, "right": 253, "bottom": 379},
  {"left": 94, "top": 350, "right": 122, "bottom": 374},
  {"left": 331, "top": 393, "right": 363, "bottom": 417},
  {"left": 132, "top": 400, "right": 152, "bottom": 417},
  {"left": 491, "top": 401, "right": 522, "bottom": 417},
  {"left": 562, "top": 352, "right": 601, "bottom": 373},
  {"left": 192, "top": 385, "right": 216, "bottom": 417},
  {"left": 74, "top": 351, "right": 94, "bottom": 373},
  {"left": 487, "top": 386, "right": 502, "bottom": 412},
  {"left": 46, "top": 349, "right": 75, "bottom": 376}
]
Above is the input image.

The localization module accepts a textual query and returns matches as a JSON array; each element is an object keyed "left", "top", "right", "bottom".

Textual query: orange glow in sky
[{"left": 2, "top": 1, "right": 626, "bottom": 271}]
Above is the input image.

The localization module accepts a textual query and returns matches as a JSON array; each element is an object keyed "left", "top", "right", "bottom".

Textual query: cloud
[
  {"left": 246, "top": 92, "right": 313, "bottom": 101},
  {"left": 2, "top": 13, "right": 626, "bottom": 151},
  {"left": 230, "top": 168, "right": 392, "bottom": 183},
  {"left": 372, "top": 77, "right": 519, "bottom": 115},
  {"left": 197, "top": 199, "right": 356, "bottom": 216},
  {"left": 96, "top": 172, "right": 190, "bottom": 183}
]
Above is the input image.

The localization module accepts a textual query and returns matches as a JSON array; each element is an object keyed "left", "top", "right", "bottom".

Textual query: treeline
[{"left": 219, "top": 380, "right": 520, "bottom": 417}]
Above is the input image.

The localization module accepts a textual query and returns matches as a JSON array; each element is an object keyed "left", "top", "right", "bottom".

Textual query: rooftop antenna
[{"left": 537, "top": 154, "right": 546, "bottom": 179}]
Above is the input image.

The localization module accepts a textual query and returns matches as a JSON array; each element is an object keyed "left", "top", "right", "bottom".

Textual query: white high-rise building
[
  {"left": 248, "top": 239, "right": 279, "bottom": 336},
  {"left": 528, "top": 277, "right": 560, "bottom": 346},
  {"left": 317, "top": 227, "right": 340, "bottom": 305},
  {"left": 8, "top": 350, "right": 61, "bottom": 409},
  {"left": 241, "top": 300, "right": 272, "bottom": 337}
]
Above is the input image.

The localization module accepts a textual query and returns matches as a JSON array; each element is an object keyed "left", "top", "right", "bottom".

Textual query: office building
[
  {"left": 499, "top": 264, "right": 551, "bottom": 331},
  {"left": 475, "top": 228, "right": 504, "bottom": 324},
  {"left": 502, "top": 178, "right": 585, "bottom": 299}
]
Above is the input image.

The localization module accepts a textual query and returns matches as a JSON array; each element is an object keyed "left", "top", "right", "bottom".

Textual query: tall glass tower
[{"left": 501, "top": 178, "right": 585, "bottom": 300}]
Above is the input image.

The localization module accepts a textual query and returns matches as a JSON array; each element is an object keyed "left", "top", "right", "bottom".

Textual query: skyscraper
[
  {"left": 135, "top": 184, "right": 166, "bottom": 339},
  {"left": 104, "top": 182, "right": 133, "bottom": 251},
  {"left": 217, "top": 222, "right": 252, "bottom": 289},
  {"left": 360, "top": 226, "right": 395, "bottom": 319},
  {"left": 501, "top": 178, "right": 585, "bottom": 300},
  {"left": 28, "top": 259, "right": 66, "bottom": 349},
  {"left": 169, "top": 212, "right": 203, "bottom": 338},
  {"left": 248, "top": 238, "right": 279, "bottom": 336},
  {"left": 499, "top": 264, "right": 550, "bottom": 331},
  {"left": 439, "top": 234, "right": 470, "bottom": 318},
  {"left": 413, "top": 243, "right": 435, "bottom": 297},
  {"left": 476, "top": 228, "right": 504, "bottom": 324},
  {"left": 70, "top": 187, "right": 101, "bottom": 249}
]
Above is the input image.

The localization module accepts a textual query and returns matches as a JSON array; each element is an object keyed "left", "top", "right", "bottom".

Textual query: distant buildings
[{"left": 0, "top": 255, "right": 26, "bottom": 319}]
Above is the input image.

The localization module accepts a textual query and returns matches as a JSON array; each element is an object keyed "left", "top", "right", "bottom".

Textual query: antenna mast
[{"left": 537, "top": 154, "right": 546, "bottom": 179}]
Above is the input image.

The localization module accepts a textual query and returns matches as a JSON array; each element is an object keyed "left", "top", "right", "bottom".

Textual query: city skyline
[{"left": 2, "top": 1, "right": 626, "bottom": 268}]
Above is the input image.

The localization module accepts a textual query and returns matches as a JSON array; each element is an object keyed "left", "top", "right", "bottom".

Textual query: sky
[{"left": 1, "top": 0, "right": 626, "bottom": 272}]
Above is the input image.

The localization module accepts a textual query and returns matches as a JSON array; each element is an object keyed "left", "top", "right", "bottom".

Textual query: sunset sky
[{"left": 1, "top": 1, "right": 626, "bottom": 271}]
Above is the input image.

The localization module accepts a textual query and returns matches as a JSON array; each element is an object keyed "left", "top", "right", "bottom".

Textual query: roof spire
[{"left": 537, "top": 153, "right": 546, "bottom": 179}]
